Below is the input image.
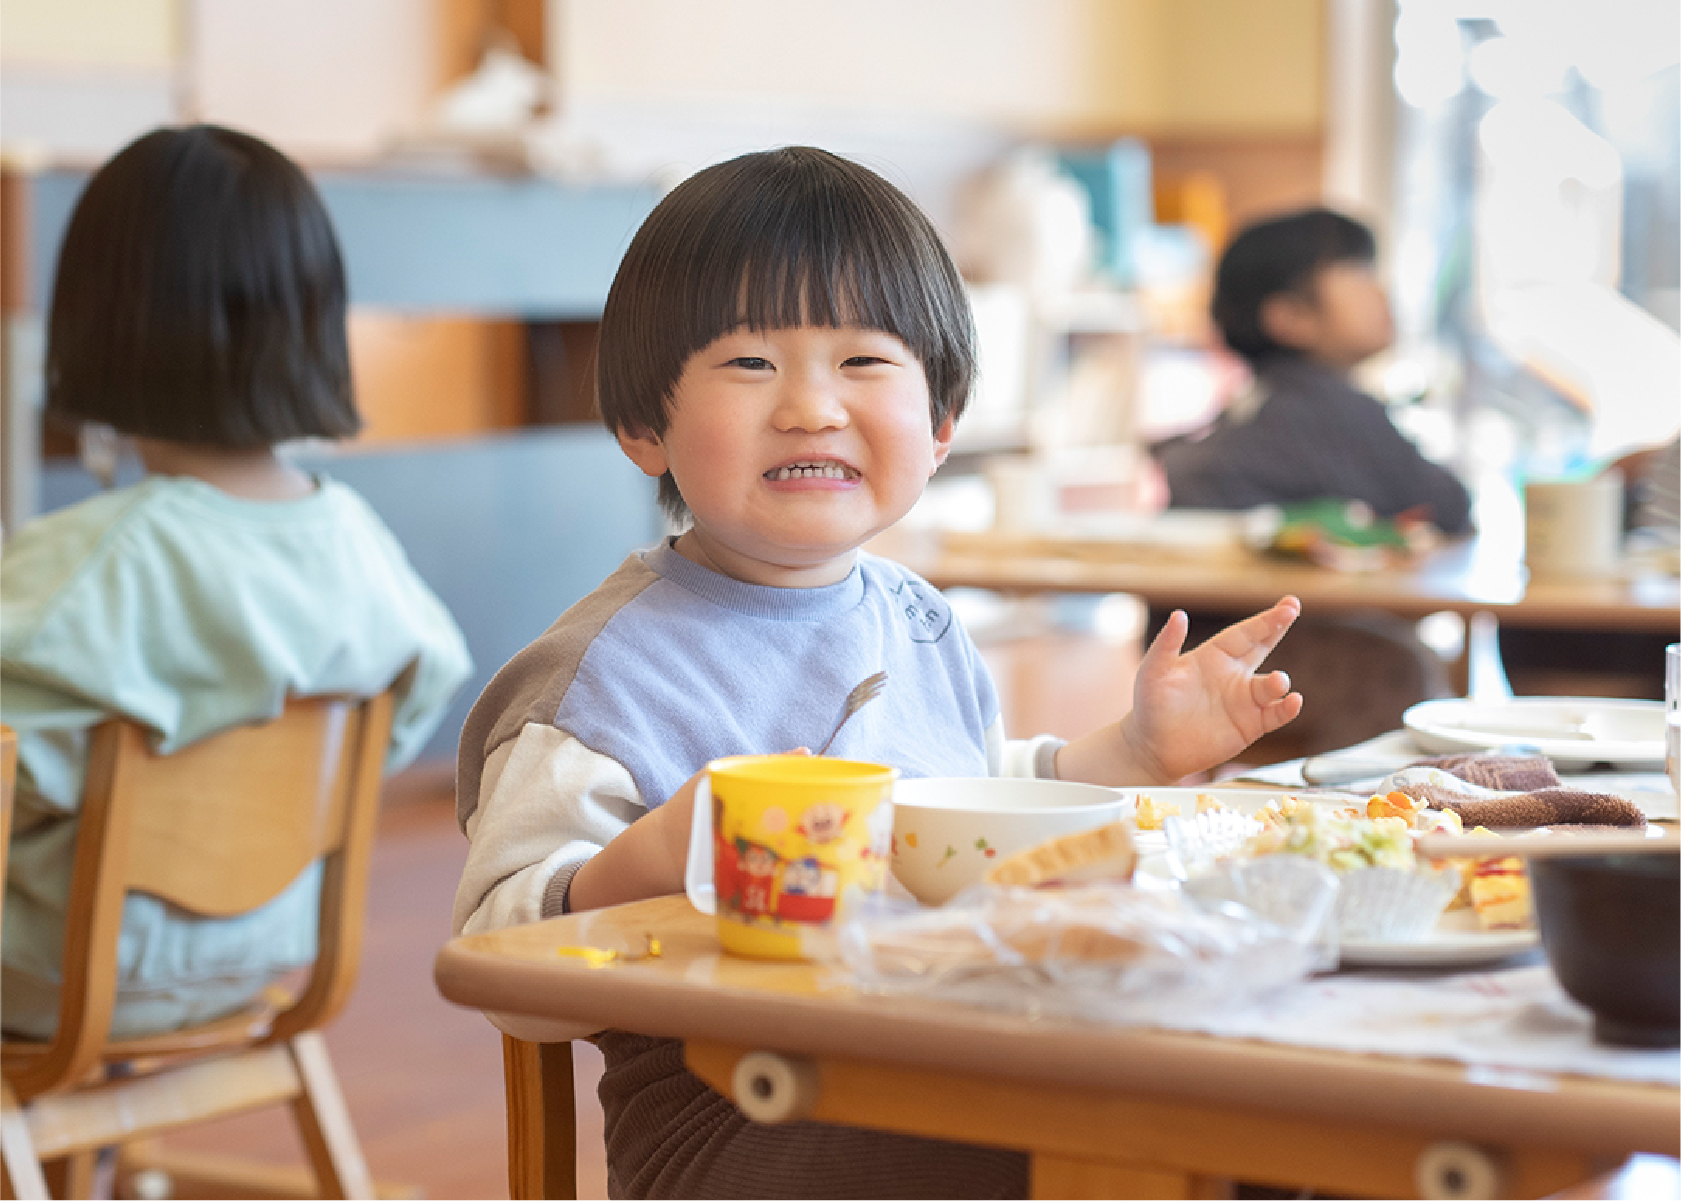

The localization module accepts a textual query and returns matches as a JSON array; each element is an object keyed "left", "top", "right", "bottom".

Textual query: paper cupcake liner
[
  {"left": 1162, "top": 811, "right": 1265, "bottom": 879},
  {"left": 1336, "top": 864, "right": 1461, "bottom": 942}
]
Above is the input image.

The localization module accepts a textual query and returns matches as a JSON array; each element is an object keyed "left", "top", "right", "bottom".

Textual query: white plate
[
  {"left": 1403, "top": 697, "right": 1666, "bottom": 769},
  {"left": 1340, "top": 908, "right": 1539, "bottom": 968},
  {"left": 1122, "top": 789, "right": 1543, "bottom": 967}
]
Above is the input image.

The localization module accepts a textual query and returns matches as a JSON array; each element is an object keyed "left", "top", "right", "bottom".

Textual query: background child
[
  {"left": 454, "top": 146, "right": 1302, "bottom": 1198},
  {"left": 1153, "top": 206, "right": 1474, "bottom": 534},
  {"left": 2, "top": 125, "right": 472, "bottom": 1040}
]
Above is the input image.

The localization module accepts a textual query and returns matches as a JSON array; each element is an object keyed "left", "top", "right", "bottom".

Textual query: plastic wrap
[{"left": 834, "top": 863, "right": 1337, "bottom": 1024}]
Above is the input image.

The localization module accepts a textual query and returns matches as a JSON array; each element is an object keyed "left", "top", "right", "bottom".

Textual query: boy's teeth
[{"left": 768, "top": 461, "right": 854, "bottom": 481}]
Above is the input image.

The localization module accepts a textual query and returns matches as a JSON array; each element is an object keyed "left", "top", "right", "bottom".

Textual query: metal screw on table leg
[
  {"left": 1415, "top": 1140, "right": 1508, "bottom": 1199},
  {"left": 731, "top": 1051, "right": 820, "bottom": 1123}
]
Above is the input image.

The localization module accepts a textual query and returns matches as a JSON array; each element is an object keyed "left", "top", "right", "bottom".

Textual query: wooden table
[
  {"left": 880, "top": 527, "right": 1680, "bottom": 634},
  {"left": 434, "top": 895, "right": 1680, "bottom": 1200}
]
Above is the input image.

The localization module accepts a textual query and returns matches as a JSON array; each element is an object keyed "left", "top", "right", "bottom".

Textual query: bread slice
[{"left": 983, "top": 821, "right": 1136, "bottom": 889}]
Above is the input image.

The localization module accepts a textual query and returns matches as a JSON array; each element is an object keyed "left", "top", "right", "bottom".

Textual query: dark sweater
[{"left": 1154, "top": 356, "right": 1474, "bottom": 534}]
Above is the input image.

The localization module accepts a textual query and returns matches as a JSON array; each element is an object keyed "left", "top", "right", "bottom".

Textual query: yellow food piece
[
  {"left": 1468, "top": 856, "right": 1533, "bottom": 930},
  {"left": 1367, "top": 793, "right": 1417, "bottom": 823},
  {"left": 984, "top": 821, "right": 1136, "bottom": 888},
  {"left": 1133, "top": 795, "right": 1181, "bottom": 831}
]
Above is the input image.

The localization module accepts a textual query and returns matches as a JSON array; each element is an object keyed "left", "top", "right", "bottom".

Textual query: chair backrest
[{"left": 13, "top": 693, "right": 393, "bottom": 1097}]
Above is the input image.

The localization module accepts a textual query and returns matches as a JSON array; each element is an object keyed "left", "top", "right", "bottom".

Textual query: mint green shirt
[{"left": 2, "top": 475, "right": 472, "bottom": 1038}]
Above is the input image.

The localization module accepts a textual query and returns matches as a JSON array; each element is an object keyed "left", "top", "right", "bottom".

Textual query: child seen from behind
[
  {"left": 2, "top": 125, "right": 473, "bottom": 1040},
  {"left": 454, "top": 146, "right": 1303, "bottom": 1198},
  {"left": 1154, "top": 206, "right": 1473, "bottom": 534}
]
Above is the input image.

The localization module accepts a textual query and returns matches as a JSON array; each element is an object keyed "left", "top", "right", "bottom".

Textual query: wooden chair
[
  {"left": 503, "top": 1036, "right": 577, "bottom": 1200},
  {"left": 0, "top": 693, "right": 394, "bottom": 1200},
  {"left": 2, "top": 724, "right": 51, "bottom": 1200}
]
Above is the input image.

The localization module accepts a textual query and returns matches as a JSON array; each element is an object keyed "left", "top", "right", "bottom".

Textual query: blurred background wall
[{"left": 3, "top": 0, "right": 1677, "bottom": 754}]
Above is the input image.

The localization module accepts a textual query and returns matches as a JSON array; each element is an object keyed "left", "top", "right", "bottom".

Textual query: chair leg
[
  {"left": 286, "top": 1033, "right": 374, "bottom": 1201},
  {"left": 1, "top": 1082, "right": 49, "bottom": 1200},
  {"left": 502, "top": 1036, "right": 577, "bottom": 1201},
  {"left": 41, "top": 1149, "right": 96, "bottom": 1199}
]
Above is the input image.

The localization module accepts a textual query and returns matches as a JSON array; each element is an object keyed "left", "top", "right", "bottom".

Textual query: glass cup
[
  {"left": 1666, "top": 644, "right": 1680, "bottom": 800},
  {"left": 685, "top": 755, "right": 898, "bottom": 960}
]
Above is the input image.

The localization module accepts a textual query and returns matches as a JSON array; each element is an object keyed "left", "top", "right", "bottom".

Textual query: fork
[{"left": 815, "top": 671, "right": 888, "bottom": 755}]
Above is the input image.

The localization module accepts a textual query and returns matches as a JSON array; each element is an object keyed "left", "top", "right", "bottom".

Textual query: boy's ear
[
  {"left": 616, "top": 425, "right": 669, "bottom": 479},
  {"left": 1258, "top": 292, "right": 1321, "bottom": 352},
  {"left": 930, "top": 414, "right": 957, "bottom": 473}
]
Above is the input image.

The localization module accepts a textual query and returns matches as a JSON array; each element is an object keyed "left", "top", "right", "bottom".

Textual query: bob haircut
[
  {"left": 596, "top": 145, "right": 975, "bottom": 517},
  {"left": 1211, "top": 207, "right": 1377, "bottom": 365},
  {"left": 46, "top": 124, "right": 359, "bottom": 447}
]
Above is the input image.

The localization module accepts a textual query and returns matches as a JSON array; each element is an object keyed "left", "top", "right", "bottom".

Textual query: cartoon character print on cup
[
  {"left": 690, "top": 755, "right": 899, "bottom": 960},
  {"left": 715, "top": 797, "right": 887, "bottom": 929},
  {"left": 775, "top": 856, "right": 838, "bottom": 923}
]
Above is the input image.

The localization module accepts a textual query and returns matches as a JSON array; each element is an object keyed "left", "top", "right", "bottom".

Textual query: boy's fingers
[
  {"left": 1143, "top": 609, "right": 1189, "bottom": 667},
  {"left": 1212, "top": 596, "right": 1300, "bottom": 663},
  {"left": 1255, "top": 669, "right": 1292, "bottom": 700},
  {"left": 1261, "top": 690, "right": 1305, "bottom": 732}
]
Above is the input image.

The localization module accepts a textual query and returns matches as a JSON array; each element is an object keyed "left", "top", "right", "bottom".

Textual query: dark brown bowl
[{"left": 1529, "top": 851, "right": 1680, "bottom": 1048}]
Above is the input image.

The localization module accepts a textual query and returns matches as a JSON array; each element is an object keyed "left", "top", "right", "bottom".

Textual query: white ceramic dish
[
  {"left": 891, "top": 777, "right": 1126, "bottom": 905},
  {"left": 1403, "top": 697, "right": 1665, "bottom": 769},
  {"left": 1131, "top": 789, "right": 1535, "bottom": 961},
  {"left": 1339, "top": 908, "right": 1540, "bottom": 968}
]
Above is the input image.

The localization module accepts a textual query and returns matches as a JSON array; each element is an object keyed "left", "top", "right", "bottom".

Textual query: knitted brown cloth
[{"left": 1404, "top": 753, "right": 1647, "bottom": 828}]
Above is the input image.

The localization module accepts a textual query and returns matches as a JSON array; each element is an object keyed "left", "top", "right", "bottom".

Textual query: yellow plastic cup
[{"left": 684, "top": 755, "right": 898, "bottom": 959}]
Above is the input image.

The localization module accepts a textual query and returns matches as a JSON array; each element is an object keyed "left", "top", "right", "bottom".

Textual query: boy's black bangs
[{"left": 679, "top": 205, "right": 936, "bottom": 364}]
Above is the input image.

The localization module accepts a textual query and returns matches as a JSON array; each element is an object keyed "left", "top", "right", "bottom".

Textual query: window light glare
[
  {"left": 1466, "top": 36, "right": 1568, "bottom": 100},
  {"left": 1393, "top": 5, "right": 1466, "bottom": 110},
  {"left": 1478, "top": 99, "right": 1622, "bottom": 194}
]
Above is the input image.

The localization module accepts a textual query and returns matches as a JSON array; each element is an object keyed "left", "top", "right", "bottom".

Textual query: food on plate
[
  {"left": 1187, "top": 791, "right": 1462, "bottom": 835},
  {"left": 1436, "top": 827, "right": 1535, "bottom": 930},
  {"left": 1133, "top": 795, "right": 1181, "bottom": 831},
  {"left": 1468, "top": 854, "right": 1533, "bottom": 930},
  {"left": 1238, "top": 804, "right": 1419, "bottom": 873},
  {"left": 1367, "top": 791, "right": 1464, "bottom": 833},
  {"left": 983, "top": 821, "right": 1136, "bottom": 889}
]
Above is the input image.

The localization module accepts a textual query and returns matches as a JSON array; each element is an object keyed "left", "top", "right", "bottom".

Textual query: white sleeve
[
  {"left": 986, "top": 717, "right": 1066, "bottom": 779},
  {"left": 452, "top": 723, "right": 646, "bottom": 936}
]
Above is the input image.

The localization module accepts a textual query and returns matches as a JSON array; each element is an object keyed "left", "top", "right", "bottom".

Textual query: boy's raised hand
[{"left": 1056, "top": 596, "right": 1303, "bottom": 787}]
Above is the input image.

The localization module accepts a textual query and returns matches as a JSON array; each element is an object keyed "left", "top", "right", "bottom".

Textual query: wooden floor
[{"left": 148, "top": 619, "right": 1143, "bottom": 1200}]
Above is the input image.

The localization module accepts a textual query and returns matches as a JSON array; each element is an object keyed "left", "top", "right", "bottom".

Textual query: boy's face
[
  {"left": 1262, "top": 260, "right": 1394, "bottom": 371},
  {"left": 618, "top": 325, "right": 954, "bottom": 587}
]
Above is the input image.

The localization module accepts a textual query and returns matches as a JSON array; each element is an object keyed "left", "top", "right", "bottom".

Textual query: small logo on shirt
[{"left": 891, "top": 581, "right": 951, "bottom": 643}]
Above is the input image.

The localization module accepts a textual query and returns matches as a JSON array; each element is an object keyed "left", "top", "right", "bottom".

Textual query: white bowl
[{"left": 891, "top": 777, "right": 1128, "bottom": 905}]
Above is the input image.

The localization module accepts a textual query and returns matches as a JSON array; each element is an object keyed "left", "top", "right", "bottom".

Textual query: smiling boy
[{"left": 453, "top": 146, "right": 1303, "bottom": 1198}]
